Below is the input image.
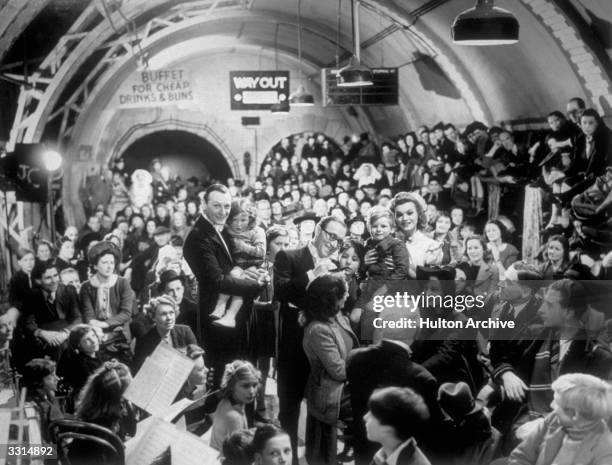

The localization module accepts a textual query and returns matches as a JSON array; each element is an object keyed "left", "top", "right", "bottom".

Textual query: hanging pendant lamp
[
  {"left": 338, "top": 0, "right": 373, "bottom": 87},
  {"left": 452, "top": 0, "right": 519, "bottom": 45},
  {"left": 289, "top": 0, "right": 314, "bottom": 106}
]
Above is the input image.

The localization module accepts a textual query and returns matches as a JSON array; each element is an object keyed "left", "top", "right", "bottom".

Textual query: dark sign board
[
  {"left": 321, "top": 67, "right": 399, "bottom": 106},
  {"left": 230, "top": 71, "right": 290, "bottom": 110},
  {"left": 0, "top": 143, "right": 49, "bottom": 202}
]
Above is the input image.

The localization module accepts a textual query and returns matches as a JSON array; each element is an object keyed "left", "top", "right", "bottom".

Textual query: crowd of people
[{"left": 2, "top": 95, "right": 612, "bottom": 465}]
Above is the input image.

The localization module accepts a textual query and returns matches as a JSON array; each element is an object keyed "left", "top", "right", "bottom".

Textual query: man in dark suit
[
  {"left": 132, "top": 294, "right": 197, "bottom": 373},
  {"left": 13, "top": 260, "right": 81, "bottom": 368},
  {"left": 274, "top": 215, "right": 347, "bottom": 465},
  {"left": 347, "top": 339, "right": 439, "bottom": 465},
  {"left": 183, "top": 184, "right": 264, "bottom": 388}
]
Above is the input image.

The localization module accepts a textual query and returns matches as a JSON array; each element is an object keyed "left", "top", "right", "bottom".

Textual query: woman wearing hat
[{"left": 79, "top": 241, "right": 135, "bottom": 334}]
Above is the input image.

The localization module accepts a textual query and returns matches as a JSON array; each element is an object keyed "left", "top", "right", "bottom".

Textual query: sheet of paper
[
  {"left": 146, "top": 354, "right": 194, "bottom": 416},
  {"left": 124, "top": 343, "right": 195, "bottom": 415},
  {"left": 126, "top": 417, "right": 178, "bottom": 465},
  {"left": 171, "top": 431, "right": 220, "bottom": 465},
  {"left": 126, "top": 417, "right": 220, "bottom": 465},
  {"left": 161, "top": 397, "right": 195, "bottom": 422},
  {"left": 124, "top": 358, "right": 166, "bottom": 411}
]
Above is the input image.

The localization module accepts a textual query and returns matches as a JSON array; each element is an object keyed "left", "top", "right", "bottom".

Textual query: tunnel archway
[
  {"left": 260, "top": 131, "right": 343, "bottom": 173},
  {"left": 118, "top": 130, "right": 233, "bottom": 183}
]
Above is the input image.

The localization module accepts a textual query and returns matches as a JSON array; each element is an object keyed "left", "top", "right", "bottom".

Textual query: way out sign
[
  {"left": 116, "top": 69, "right": 196, "bottom": 108},
  {"left": 230, "top": 71, "right": 289, "bottom": 110}
]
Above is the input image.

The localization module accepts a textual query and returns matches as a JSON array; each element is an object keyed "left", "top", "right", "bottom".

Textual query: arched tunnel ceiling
[{"left": 1, "top": 0, "right": 611, "bottom": 144}]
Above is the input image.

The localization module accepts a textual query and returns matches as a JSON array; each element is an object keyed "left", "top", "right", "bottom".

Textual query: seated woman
[
  {"left": 75, "top": 360, "right": 136, "bottom": 440},
  {"left": 463, "top": 235, "right": 499, "bottom": 298},
  {"left": 509, "top": 373, "right": 612, "bottom": 465},
  {"left": 22, "top": 358, "right": 63, "bottom": 442},
  {"left": 79, "top": 241, "right": 135, "bottom": 335},
  {"left": 484, "top": 220, "right": 520, "bottom": 278},
  {"left": 209, "top": 360, "right": 260, "bottom": 451},
  {"left": 538, "top": 235, "right": 571, "bottom": 280},
  {"left": 57, "top": 324, "right": 104, "bottom": 406},
  {"left": 302, "top": 274, "right": 359, "bottom": 465},
  {"left": 251, "top": 425, "right": 292, "bottom": 465},
  {"left": 132, "top": 295, "right": 197, "bottom": 373}
]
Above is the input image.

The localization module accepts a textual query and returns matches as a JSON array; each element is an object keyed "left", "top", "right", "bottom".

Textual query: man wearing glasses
[
  {"left": 566, "top": 97, "right": 586, "bottom": 128},
  {"left": 274, "top": 216, "right": 347, "bottom": 465}
]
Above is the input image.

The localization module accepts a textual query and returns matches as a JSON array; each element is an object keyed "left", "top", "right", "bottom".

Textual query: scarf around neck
[{"left": 90, "top": 274, "right": 118, "bottom": 320}]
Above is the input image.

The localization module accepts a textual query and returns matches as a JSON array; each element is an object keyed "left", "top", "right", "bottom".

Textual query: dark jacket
[
  {"left": 21, "top": 284, "right": 82, "bottom": 333},
  {"left": 488, "top": 294, "right": 543, "bottom": 381},
  {"left": 516, "top": 327, "right": 612, "bottom": 383},
  {"left": 57, "top": 351, "right": 104, "bottom": 397},
  {"left": 79, "top": 277, "right": 135, "bottom": 330},
  {"left": 411, "top": 313, "right": 484, "bottom": 394},
  {"left": 273, "top": 246, "right": 321, "bottom": 370},
  {"left": 183, "top": 216, "right": 261, "bottom": 318},
  {"left": 8, "top": 270, "right": 33, "bottom": 309},
  {"left": 364, "top": 236, "right": 410, "bottom": 280},
  {"left": 348, "top": 340, "right": 439, "bottom": 465},
  {"left": 132, "top": 324, "right": 197, "bottom": 374},
  {"left": 426, "top": 411, "right": 501, "bottom": 465}
]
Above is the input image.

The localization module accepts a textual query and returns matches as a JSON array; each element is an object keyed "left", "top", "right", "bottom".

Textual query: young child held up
[
  {"left": 349, "top": 206, "right": 410, "bottom": 327},
  {"left": 210, "top": 199, "right": 266, "bottom": 328}
]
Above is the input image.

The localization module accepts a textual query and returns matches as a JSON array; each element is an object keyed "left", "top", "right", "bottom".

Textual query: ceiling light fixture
[
  {"left": 338, "top": 0, "right": 373, "bottom": 87},
  {"left": 452, "top": 0, "right": 519, "bottom": 46},
  {"left": 271, "top": 23, "right": 290, "bottom": 114},
  {"left": 289, "top": 0, "right": 315, "bottom": 106}
]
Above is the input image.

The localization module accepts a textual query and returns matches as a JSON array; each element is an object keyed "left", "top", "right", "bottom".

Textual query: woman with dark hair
[
  {"left": 79, "top": 241, "right": 135, "bottom": 334},
  {"left": 210, "top": 360, "right": 261, "bottom": 451},
  {"left": 463, "top": 235, "right": 499, "bottom": 297},
  {"left": 76, "top": 359, "right": 136, "bottom": 439},
  {"left": 410, "top": 267, "right": 484, "bottom": 394},
  {"left": 35, "top": 239, "right": 54, "bottom": 264},
  {"left": 484, "top": 219, "right": 519, "bottom": 277},
  {"left": 302, "top": 274, "right": 358, "bottom": 465},
  {"left": 56, "top": 237, "right": 77, "bottom": 272},
  {"left": 22, "top": 358, "right": 63, "bottom": 441},
  {"left": 570, "top": 108, "right": 612, "bottom": 184},
  {"left": 57, "top": 324, "right": 104, "bottom": 403},
  {"left": 538, "top": 234, "right": 571, "bottom": 280},
  {"left": 251, "top": 425, "right": 292, "bottom": 465}
]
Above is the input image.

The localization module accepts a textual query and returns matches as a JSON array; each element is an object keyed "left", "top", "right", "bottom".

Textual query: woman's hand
[
  {"left": 488, "top": 243, "right": 501, "bottom": 262},
  {"left": 89, "top": 319, "right": 109, "bottom": 330}
]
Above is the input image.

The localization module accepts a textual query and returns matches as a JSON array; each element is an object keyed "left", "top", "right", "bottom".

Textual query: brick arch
[
  {"left": 256, "top": 112, "right": 354, "bottom": 163},
  {"left": 108, "top": 119, "right": 239, "bottom": 175},
  {"left": 520, "top": 0, "right": 612, "bottom": 113}
]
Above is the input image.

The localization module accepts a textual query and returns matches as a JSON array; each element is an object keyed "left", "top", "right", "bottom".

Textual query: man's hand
[
  {"left": 313, "top": 258, "right": 336, "bottom": 278},
  {"left": 37, "top": 330, "right": 67, "bottom": 346},
  {"left": 501, "top": 371, "right": 527, "bottom": 402}
]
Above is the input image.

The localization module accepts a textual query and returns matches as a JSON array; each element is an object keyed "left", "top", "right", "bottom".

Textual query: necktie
[
  {"left": 550, "top": 335, "right": 560, "bottom": 379},
  {"left": 500, "top": 301, "right": 514, "bottom": 320}
]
